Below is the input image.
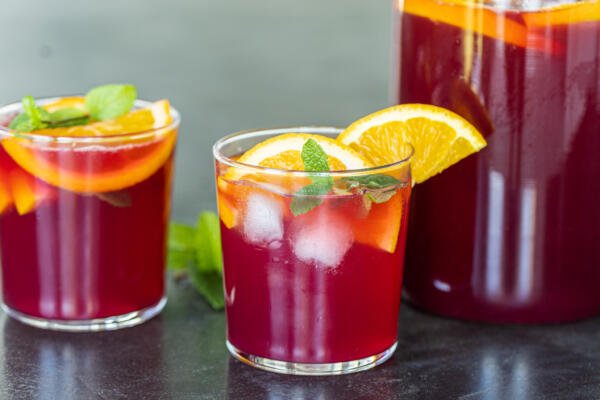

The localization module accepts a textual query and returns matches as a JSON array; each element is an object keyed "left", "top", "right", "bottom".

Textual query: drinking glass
[
  {"left": 0, "top": 97, "right": 180, "bottom": 331},
  {"left": 214, "top": 127, "right": 413, "bottom": 374}
]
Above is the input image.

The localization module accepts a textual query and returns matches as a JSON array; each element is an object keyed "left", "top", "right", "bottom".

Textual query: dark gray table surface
[
  {"left": 1, "top": 1, "right": 600, "bottom": 399},
  {"left": 1, "top": 281, "right": 599, "bottom": 400}
]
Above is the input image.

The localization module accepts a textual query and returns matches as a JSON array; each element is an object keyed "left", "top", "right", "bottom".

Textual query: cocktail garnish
[
  {"left": 167, "top": 212, "right": 225, "bottom": 310},
  {"left": 290, "top": 139, "right": 404, "bottom": 216},
  {"left": 8, "top": 84, "right": 137, "bottom": 132},
  {"left": 290, "top": 138, "right": 333, "bottom": 216}
]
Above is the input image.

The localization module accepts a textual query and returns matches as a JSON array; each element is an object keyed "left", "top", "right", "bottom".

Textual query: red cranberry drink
[{"left": 0, "top": 85, "right": 179, "bottom": 331}]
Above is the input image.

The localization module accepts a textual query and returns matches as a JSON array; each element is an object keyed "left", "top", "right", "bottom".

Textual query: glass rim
[
  {"left": 213, "top": 126, "right": 414, "bottom": 177},
  {"left": 0, "top": 97, "right": 181, "bottom": 143}
]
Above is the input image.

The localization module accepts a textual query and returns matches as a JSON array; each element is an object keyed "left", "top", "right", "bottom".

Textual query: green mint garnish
[
  {"left": 167, "top": 211, "right": 225, "bottom": 310},
  {"left": 343, "top": 174, "right": 400, "bottom": 189},
  {"left": 85, "top": 84, "right": 137, "bottom": 121},
  {"left": 290, "top": 139, "right": 334, "bottom": 216},
  {"left": 8, "top": 84, "right": 136, "bottom": 133}
]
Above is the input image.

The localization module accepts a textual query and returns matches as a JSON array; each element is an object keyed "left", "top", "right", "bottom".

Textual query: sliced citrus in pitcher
[
  {"left": 337, "top": 104, "right": 487, "bottom": 184},
  {"left": 2, "top": 99, "right": 177, "bottom": 193}
]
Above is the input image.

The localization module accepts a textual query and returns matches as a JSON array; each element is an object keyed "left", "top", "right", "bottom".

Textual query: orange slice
[
  {"left": 352, "top": 191, "right": 405, "bottom": 254},
  {"left": 338, "top": 104, "right": 487, "bottom": 184},
  {"left": 402, "top": 0, "right": 552, "bottom": 51},
  {"left": 234, "top": 133, "right": 371, "bottom": 172},
  {"left": 3, "top": 100, "right": 177, "bottom": 193},
  {"left": 0, "top": 171, "right": 12, "bottom": 214},
  {"left": 8, "top": 169, "right": 56, "bottom": 215},
  {"left": 522, "top": 1, "right": 600, "bottom": 26},
  {"left": 219, "top": 133, "right": 372, "bottom": 230},
  {"left": 42, "top": 97, "right": 87, "bottom": 113},
  {"left": 34, "top": 99, "right": 173, "bottom": 137}
]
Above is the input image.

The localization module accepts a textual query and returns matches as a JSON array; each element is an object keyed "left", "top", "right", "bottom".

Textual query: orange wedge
[
  {"left": 0, "top": 171, "right": 12, "bottom": 214},
  {"left": 3, "top": 99, "right": 177, "bottom": 193},
  {"left": 234, "top": 133, "right": 371, "bottom": 172},
  {"left": 338, "top": 104, "right": 486, "bottom": 184},
  {"left": 8, "top": 169, "right": 56, "bottom": 215},
  {"left": 352, "top": 191, "right": 406, "bottom": 254}
]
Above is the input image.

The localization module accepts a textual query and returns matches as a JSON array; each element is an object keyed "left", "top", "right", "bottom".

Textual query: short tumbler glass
[
  {"left": 213, "top": 127, "right": 413, "bottom": 375},
  {"left": 0, "top": 97, "right": 180, "bottom": 331}
]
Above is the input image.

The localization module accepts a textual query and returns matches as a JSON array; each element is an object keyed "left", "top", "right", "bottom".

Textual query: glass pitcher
[{"left": 394, "top": 0, "right": 600, "bottom": 323}]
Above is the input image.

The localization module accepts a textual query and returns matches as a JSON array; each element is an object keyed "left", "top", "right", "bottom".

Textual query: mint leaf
[
  {"left": 45, "top": 107, "right": 90, "bottom": 127},
  {"left": 344, "top": 174, "right": 400, "bottom": 189},
  {"left": 9, "top": 96, "right": 49, "bottom": 132},
  {"left": 48, "top": 107, "right": 88, "bottom": 122},
  {"left": 301, "top": 138, "right": 330, "bottom": 172},
  {"left": 366, "top": 189, "right": 397, "bottom": 204},
  {"left": 85, "top": 84, "right": 136, "bottom": 121},
  {"left": 167, "top": 223, "right": 197, "bottom": 270},
  {"left": 22, "top": 96, "right": 48, "bottom": 128},
  {"left": 195, "top": 212, "right": 223, "bottom": 274},
  {"left": 290, "top": 139, "right": 334, "bottom": 216},
  {"left": 190, "top": 211, "right": 225, "bottom": 309},
  {"left": 167, "top": 213, "right": 225, "bottom": 310},
  {"left": 190, "top": 270, "right": 225, "bottom": 310},
  {"left": 8, "top": 113, "right": 35, "bottom": 132}
]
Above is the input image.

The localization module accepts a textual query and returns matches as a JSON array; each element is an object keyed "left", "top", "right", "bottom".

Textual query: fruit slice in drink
[{"left": 338, "top": 103, "right": 486, "bottom": 184}]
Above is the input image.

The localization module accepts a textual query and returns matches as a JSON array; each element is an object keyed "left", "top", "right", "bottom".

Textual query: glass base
[
  {"left": 1, "top": 296, "right": 166, "bottom": 332},
  {"left": 226, "top": 340, "right": 397, "bottom": 376}
]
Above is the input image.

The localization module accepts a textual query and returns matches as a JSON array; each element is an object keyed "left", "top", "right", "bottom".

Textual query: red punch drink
[
  {"left": 395, "top": 0, "right": 600, "bottom": 322},
  {"left": 214, "top": 127, "right": 413, "bottom": 375},
  {"left": 0, "top": 91, "right": 179, "bottom": 331}
]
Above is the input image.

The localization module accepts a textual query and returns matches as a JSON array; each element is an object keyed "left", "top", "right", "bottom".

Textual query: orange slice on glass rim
[
  {"left": 2, "top": 99, "right": 177, "bottom": 193},
  {"left": 338, "top": 104, "right": 486, "bottom": 253}
]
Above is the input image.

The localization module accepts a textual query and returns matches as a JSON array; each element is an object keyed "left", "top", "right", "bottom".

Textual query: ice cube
[
  {"left": 242, "top": 193, "right": 284, "bottom": 245},
  {"left": 291, "top": 213, "right": 353, "bottom": 268}
]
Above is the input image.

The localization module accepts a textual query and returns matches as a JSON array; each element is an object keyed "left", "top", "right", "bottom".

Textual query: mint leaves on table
[
  {"left": 167, "top": 211, "right": 225, "bottom": 310},
  {"left": 8, "top": 84, "right": 137, "bottom": 132},
  {"left": 290, "top": 139, "right": 334, "bottom": 216}
]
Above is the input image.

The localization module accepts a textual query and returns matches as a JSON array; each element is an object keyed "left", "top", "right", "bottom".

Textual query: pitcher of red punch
[{"left": 395, "top": 0, "right": 600, "bottom": 323}]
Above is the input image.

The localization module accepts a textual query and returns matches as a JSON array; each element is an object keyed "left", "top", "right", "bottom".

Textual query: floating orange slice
[
  {"left": 8, "top": 169, "right": 56, "bottom": 215},
  {"left": 522, "top": 1, "right": 600, "bottom": 26},
  {"left": 2, "top": 99, "right": 177, "bottom": 193},
  {"left": 402, "top": 0, "right": 552, "bottom": 51},
  {"left": 0, "top": 170, "right": 12, "bottom": 214},
  {"left": 352, "top": 191, "right": 406, "bottom": 254},
  {"left": 0, "top": 151, "right": 57, "bottom": 215}
]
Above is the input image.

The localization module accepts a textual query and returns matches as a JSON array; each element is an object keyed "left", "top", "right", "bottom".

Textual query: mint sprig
[
  {"left": 8, "top": 84, "right": 136, "bottom": 133},
  {"left": 290, "top": 139, "right": 333, "bottom": 216},
  {"left": 167, "top": 211, "right": 225, "bottom": 310},
  {"left": 85, "top": 84, "right": 137, "bottom": 121}
]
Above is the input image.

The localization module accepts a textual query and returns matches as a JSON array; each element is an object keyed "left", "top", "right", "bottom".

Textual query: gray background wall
[{"left": 0, "top": 0, "right": 393, "bottom": 222}]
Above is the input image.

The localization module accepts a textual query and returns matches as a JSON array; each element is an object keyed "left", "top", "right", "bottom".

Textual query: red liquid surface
[
  {"left": 397, "top": 2, "right": 600, "bottom": 322},
  {"left": 219, "top": 185, "right": 410, "bottom": 363},
  {"left": 0, "top": 138, "right": 175, "bottom": 320}
]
